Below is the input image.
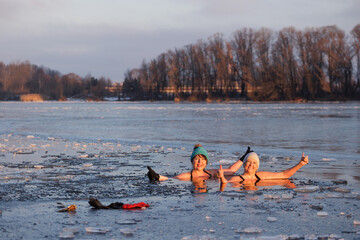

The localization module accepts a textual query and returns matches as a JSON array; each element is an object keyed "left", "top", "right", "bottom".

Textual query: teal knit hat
[{"left": 190, "top": 145, "right": 209, "bottom": 163}]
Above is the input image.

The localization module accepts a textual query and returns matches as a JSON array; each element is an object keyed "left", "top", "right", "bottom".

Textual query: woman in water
[
  {"left": 218, "top": 151, "right": 309, "bottom": 185},
  {"left": 147, "top": 144, "right": 251, "bottom": 182}
]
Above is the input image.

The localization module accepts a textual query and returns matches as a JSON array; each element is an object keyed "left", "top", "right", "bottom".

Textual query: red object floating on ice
[{"left": 122, "top": 202, "right": 149, "bottom": 209}]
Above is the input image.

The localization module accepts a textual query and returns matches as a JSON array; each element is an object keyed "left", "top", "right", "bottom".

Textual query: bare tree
[
  {"left": 351, "top": 24, "right": 360, "bottom": 96},
  {"left": 296, "top": 28, "right": 326, "bottom": 99},
  {"left": 59, "top": 73, "right": 82, "bottom": 98},
  {"left": 254, "top": 28, "right": 274, "bottom": 99},
  {"left": 231, "top": 28, "right": 257, "bottom": 97},
  {"left": 271, "top": 27, "right": 300, "bottom": 100},
  {"left": 167, "top": 49, "right": 183, "bottom": 98}
]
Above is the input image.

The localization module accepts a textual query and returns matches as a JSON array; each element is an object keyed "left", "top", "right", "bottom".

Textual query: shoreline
[{"left": 1, "top": 99, "right": 359, "bottom": 103}]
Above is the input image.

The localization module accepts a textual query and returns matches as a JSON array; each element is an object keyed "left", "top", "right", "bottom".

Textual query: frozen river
[
  {"left": 0, "top": 101, "right": 359, "bottom": 239},
  {"left": 1, "top": 101, "right": 359, "bottom": 156}
]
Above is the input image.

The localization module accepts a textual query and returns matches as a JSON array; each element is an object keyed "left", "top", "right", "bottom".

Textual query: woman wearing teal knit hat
[{"left": 147, "top": 144, "right": 248, "bottom": 182}]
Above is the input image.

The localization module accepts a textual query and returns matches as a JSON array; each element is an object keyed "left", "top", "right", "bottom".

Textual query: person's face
[
  {"left": 244, "top": 158, "right": 259, "bottom": 174},
  {"left": 192, "top": 154, "right": 207, "bottom": 171}
]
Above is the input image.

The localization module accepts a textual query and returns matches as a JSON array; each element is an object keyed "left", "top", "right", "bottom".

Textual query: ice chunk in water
[
  {"left": 264, "top": 194, "right": 280, "bottom": 200},
  {"left": 317, "top": 211, "right": 329, "bottom": 217},
  {"left": 288, "top": 234, "right": 303, "bottom": 239},
  {"left": 181, "top": 235, "right": 216, "bottom": 240},
  {"left": 120, "top": 228, "right": 135, "bottom": 236},
  {"left": 217, "top": 159, "right": 235, "bottom": 166},
  {"left": 116, "top": 219, "right": 137, "bottom": 225},
  {"left": 304, "top": 234, "right": 317, "bottom": 240},
  {"left": 235, "top": 227, "right": 263, "bottom": 234},
  {"left": 282, "top": 193, "right": 294, "bottom": 199},
  {"left": 257, "top": 236, "right": 287, "bottom": 240},
  {"left": 333, "top": 188, "right": 350, "bottom": 193},
  {"left": 267, "top": 217, "right": 277, "bottom": 222},
  {"left": 293, "top": 186, "right": 319, "bottom": 193},
  {"left": 85, "top": 227, "right": 111, "bottom": 233},
  {"left": 13, "top": 149, "right": 35, "bottom": 154},
  {"left": 328, "top": 233, "right": 342, "bottom": 239},
  {"left": 324, "top": 193, "right": 343, "bottom": 198},
  {"left": 59, "top": 231, "right": 74, "bottom": 239},
  {"left": 82, "top": 163, "right": 93, "bottom": 167}
]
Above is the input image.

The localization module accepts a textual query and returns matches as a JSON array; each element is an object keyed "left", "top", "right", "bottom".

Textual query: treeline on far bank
[
  {"left": 122, "top": 25, "right": 360, "bottom": 101},
  {"left": 0, "top": 61, "right": 120, "bottom": 101}
]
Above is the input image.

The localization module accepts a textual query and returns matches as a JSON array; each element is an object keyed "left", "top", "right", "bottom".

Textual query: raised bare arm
[{"left": 256, "top": 153, "right": 309, "bottom": 180}]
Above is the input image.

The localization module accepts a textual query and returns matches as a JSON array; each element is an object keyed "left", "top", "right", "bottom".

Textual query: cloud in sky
[{"left": 0, "top": 0, "right": 359, "bottom": 81}]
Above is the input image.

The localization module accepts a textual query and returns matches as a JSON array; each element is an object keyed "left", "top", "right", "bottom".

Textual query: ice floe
[
  {"left": 293, "top": 186, "right": 319, "bottom": 193},
  {"left": 85, "top": 227, "right": 111, "bottom": 233}
]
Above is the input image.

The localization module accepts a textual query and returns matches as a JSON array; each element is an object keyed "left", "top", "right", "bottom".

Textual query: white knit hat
[{"left": 243, "top": 152, "right": 260, "bottom": 168}]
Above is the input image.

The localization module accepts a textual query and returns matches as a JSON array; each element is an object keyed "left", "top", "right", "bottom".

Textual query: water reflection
[
  {"left": 191, "top": 179, "right": 208, "bottom": 193},
  {"left": 228, "top": 179, "right": 296, "bottom": 191},
  {"left": 191, "top": 178, "right": 296, "bottom": 193}
]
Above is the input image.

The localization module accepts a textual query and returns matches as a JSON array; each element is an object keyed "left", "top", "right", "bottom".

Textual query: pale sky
[{"left": 0, "top": 0, "right": 359, "bottom": 82}]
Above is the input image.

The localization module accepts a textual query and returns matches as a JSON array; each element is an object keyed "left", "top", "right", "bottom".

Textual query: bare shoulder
[{"left": 174, "top": 171, "right": 191, "bottom": 181}]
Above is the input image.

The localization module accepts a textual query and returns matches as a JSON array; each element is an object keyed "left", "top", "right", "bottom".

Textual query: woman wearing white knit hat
[{"left": 219, "top": 152, "right": 309, "bottom": 184}]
